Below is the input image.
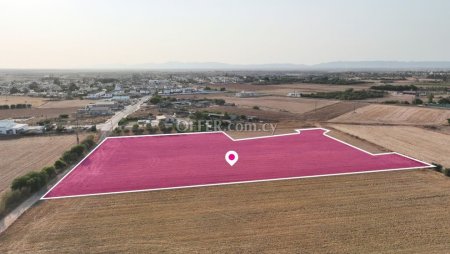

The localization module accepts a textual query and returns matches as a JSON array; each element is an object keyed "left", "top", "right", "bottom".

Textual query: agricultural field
[
  {"left": 329, "top": 104, "right": 450, "bottom": 125},
  {"left": 329, "top": 124, "right": 450, "bottom": 167},
  {"left": 0, "top": 98, "right": 94, "bottom": 124},
  {"left": 0, "top": 134, "right": 85, "bottom": 194},
  {"left": 207, "top": 82, "right": 372, "bottom": 96},
  {"left": 1, "top": 169, "right": 450, "bottom": 253},
  {"left": 0, "top": 96, "right": 47, "bottom": 107},
  {"left": 37, "top": 99, "right": 94, "bottom": 109}
]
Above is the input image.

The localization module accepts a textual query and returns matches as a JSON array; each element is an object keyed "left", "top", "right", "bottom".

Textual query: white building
[
  {"left": 236, "top": 91, "right": 258, "bottom": 98},
  {"left": 0, "top": 120, "right": 28, "bottom": 135},
  {"left": 287, "top": 91, "right": 302, "bottom": 98}
]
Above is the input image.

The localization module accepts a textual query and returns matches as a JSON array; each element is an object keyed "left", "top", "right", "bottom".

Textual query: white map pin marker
[{"left": 225, "top": 151, "right": 238, "bottom": 166}]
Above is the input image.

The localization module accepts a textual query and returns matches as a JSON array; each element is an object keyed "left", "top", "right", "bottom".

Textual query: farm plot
[
  {"left": 3, "top": 169, "right": 450, "bottom": 253},
  {"left": 0, "top": 135, "right": 85, "bottom": 193},
  {"left": 329, "top": 124, "right": 450, "bottom": 167},
  {"left": 329, "top": 104, "right": 450, "bottom": 125},
  {"left": 43, "top": 128, "right": 430, "bottom": 199}
]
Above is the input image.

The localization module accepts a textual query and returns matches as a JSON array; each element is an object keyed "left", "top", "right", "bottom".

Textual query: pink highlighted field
[{"left": 43, "top": 128, "right": 432, "bottom": 199}]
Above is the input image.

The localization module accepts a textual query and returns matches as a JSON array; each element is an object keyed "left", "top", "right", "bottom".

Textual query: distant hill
[
  {"left": 94, "top": 61, "right": 450, "bottom": 70},
  {"left": 313, "top": 61, "right": 450, "bottom": 70}
]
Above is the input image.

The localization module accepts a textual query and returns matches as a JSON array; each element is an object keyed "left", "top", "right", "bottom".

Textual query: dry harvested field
[
  {"left": 1, "top": 169, "right": 450, "bottom": 253},
  {"left": 0, "top": 134, "right": 86, "bottom": 193},
  {"left": 38, "top": 99, "right": 94, "bottom": 109},
  {"left": 330, "top": 104, "right": 450, "bottom": 125},
  {"left": 177, "top": 94, "right": 339, "bottom": 114},
  {"left": 329, "top": 124, "right": 450, "bottom": 167},
  {"left": 0, "top": 96, "right": 47, "bottom": 107},
  {"left": 0, "top": 107, "right": 80, "bottom": 121},
  {"left": 207, "top": 83, "right": 371, "bottom": 96}
]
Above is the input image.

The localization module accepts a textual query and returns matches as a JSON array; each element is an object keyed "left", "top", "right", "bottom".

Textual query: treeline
[
  {"left": 302, "top": 89, "right": 385, "bottom": 100},
  {"left": 370, "top": 84, "right": 418, "bottom": 91},
  {"left": 0, "top": 135, "right": 96, "bottom": 218},
  {"left": 302, "top": 77, "right": 365, "bottom": 85},
  {"left": 0, "top": 104, "right": 32, "bottom": 110}
]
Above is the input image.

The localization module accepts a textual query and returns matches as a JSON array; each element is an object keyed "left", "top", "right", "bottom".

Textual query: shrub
[
  {"left": 146, "top": 124, "right": 157, "bottom": 134},
  {"left": 90, "top": 125, "right": 97, "bottom": 132},
  {"left": 54, "top": 159, "right": 67, "bottom": 172},
  {"left": 62, "top": 150, "right": 79, "bottom": 164},
  {"left": 413, "top": 98, "right": 423, "bottom": 105},
  {"left": 81, "top": 135, "right": 95, "bottom": 150},
  {"left": 11, "top": 171, "right": 48, "bottom": 192},
  {"left": 444, "top": 168, "right": 450, "bottom": 177},
  {"left": 11, "top": 175, "right": 29, "bottom": 191},
  {"left": 447, "top": 119, "right": 450, "bottom": 125},
  {"left": 253, "top": 105, "right": 260, "bottom": 110},
  {"left": 0, "top": 189, "right": 30, "bottom": 217},
  {"left": 59, "top": 114, "right": 69, "bottom": 119},
  {"left": 25, "top": 171, "right": 49, "bottom": 192},
  {"left": 149, "top": 95, "right": 162, "bottom": 104},
  {"left": 432, "top": 163, "right": 443, "bottom": 172},
  {"left": 118, "top": 118, "right": 128, "bottom": 126},
  {"left": 42, "top": 166, "right": 56, "bottom": 179},
  {"left": 70, "top": 145, "right": 86, "bottom": 157}
]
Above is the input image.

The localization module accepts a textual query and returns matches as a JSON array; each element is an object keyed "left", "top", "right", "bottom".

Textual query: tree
[
  {"left": 70, "top": 145, "right": 86, "bottom": 157},
  {"left": 81, "top": 135, "right": 95, "bottom": 150},
  {"left": 428, "top": 94, "right": 434, "bottom": 104},
  {"left": 132, "top": 124, "right": 140, "bottom": 134},
  {"left": 447, "top": 119, "right": 450, "bottom": 125},
  {"left": 29, "top": 82, "right": 40, "bottom": 91},
  {"left": 11, "top": 176, "right": 29, "bottom": 191},
  {"left": 90, "top": 125, "right": 97, "bottom": 132},
  {"left": 54, "top": 160, "right": 67, "bottom": 171},
  {"left": 158, "top": 121, "right": 172, "bottom": 133},
  {"left": 413, "top": 98, "right": 423, "bottom": 105},
  {"left": 220, "top": 87, "right": 226, "bottom": 91},
  {"left": 42, "top": 166, "right": 56, "bottom": 178},
  {"left": 253, "top": 105, "right": 260, "bottom": 110},
  {"left": 68, "top": 83, "right": 79, "bottom": 92},
  {"left": 113, "top": 127, "right": 122, "bottom": 135},
  {"left": 438, "top": 97, "right": 450, "bottom": 104},
  {"left": 9, "top": 87, "right": 20, "bottom": 94},
  {"left": 149, "top": 95, "right": 162, "bottom": 104},
  {"left": 145, "top": 124, "right": 157, "bottom": 134}
]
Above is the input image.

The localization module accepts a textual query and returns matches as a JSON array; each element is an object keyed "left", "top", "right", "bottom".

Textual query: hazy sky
[{"left": 1, "top": 0, "right": 449, "bottom": 68}]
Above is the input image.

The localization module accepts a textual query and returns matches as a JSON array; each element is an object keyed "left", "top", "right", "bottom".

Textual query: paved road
[{"left": 97, "top": 96, "right": 150, "bottom": 133}]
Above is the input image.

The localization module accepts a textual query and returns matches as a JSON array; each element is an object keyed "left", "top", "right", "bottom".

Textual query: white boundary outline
[{"left": 41, "top": 128, "right": 434, "bottom": 200}]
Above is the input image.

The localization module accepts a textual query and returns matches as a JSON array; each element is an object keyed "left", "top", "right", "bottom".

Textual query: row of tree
[
  {"left": 0, "top": 104, "right": 32, "bottom": 110},
  {"left": 302, "top": 89, "right": 385, "bottom": 100},
  {"left": 370, "top": 84, "right": 418, "bottom": 91},
  {"left": 0, "top": 136, "right": 96, "bottom": 218}
]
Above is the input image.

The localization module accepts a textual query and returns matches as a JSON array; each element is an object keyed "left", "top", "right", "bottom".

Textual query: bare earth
[
  {"left": 0, "top": 107, "right": 81, "bottom": 121},
  {"left": 1, "top": 170, "right": 450, "bottom": 253},
  {"left": 37, "top": 99, "right": 94, "bottom": 109},
  {"left": 330, "top": 104, "right": 450, "bottom": 125},
  {"left": 0, "top": 96, "right": 47, "bottom": 107},
  {"left": 329, "top": 124, "right": 450, "bottom": 167},
  {"left": 0, "top": 135, "right": 85, "bottom": 193},
  {"left": 207, "top": 83, "right": 371, "bottom": 95}
]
